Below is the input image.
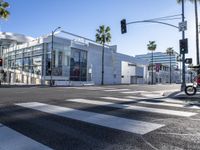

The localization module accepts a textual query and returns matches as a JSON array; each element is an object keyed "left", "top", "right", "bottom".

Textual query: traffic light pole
[
  {"left": 181, "top": 0, "right": 186, "bottom": 91},
  {"left": 121, "top": 8, "right": 186, "bottom": 90}
]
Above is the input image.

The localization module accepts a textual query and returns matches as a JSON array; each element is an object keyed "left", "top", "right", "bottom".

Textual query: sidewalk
[{"left": 168, "top": 91, "right": 200, "bottom": 101}]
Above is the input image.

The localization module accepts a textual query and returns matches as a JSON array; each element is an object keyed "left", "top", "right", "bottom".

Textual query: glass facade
[
  {"left": 3, "top": 37, "right": 88, "bottom": 84},
  {"left": 4, "top": 44, "right": 43, "bottom": 75},
  {"left": 45, "top": 42, "right": 71, "bottom": 77},
  {"left": 70, "top": 48, "right": 87, "bottom": 81}
]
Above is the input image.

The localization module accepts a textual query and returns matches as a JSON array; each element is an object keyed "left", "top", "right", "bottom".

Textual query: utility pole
[
  {"left": 195, "top": 0, "right": 200, "bottom": 66},
  {"left": 181, "top": 0, "right": 186, "bottom": 91}
]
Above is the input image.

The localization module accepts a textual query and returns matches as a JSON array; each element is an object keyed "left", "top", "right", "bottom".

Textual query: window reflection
[{"left": 70, "top": 48, "right": 87, "bottom": 81}]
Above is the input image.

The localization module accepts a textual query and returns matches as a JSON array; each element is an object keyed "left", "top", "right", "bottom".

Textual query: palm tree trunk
[
  {"left": 152, "top": 51, "right": 154, "bottom": 85},
  {"left": 170, "top": 54, "right": 172, "bottom": 84},
  {"left": 194, "top": 0, "right": 200, "bottom": 65},
  {"left": 101, "top": 43, "right": 105, "bottom": 85}
]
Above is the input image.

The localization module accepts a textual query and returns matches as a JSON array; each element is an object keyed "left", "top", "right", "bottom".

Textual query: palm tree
[
  {"left": 96, "top": 25, "right": 111, "bottom": 85},
  {"left": 0, "top": 0, "right": 10, "bottom": 20},
  {"left": 147, "top": 41, "right": 157, "bottom": 84},
  {"left": 166, "top": 47, "right": 175, "bottom": 84},
  {"left": 177, "top": 0, "right": 200, "bottom": 65}
]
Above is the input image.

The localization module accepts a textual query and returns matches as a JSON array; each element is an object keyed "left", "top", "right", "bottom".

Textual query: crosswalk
[
  {"left": 0, "top": 123, "right": 52, "bottom": 150},
  {"left": 0, "top": 92, "right": 199, "bottom": 149},
  {"left": 16, "top": 102, "right": 165, "bottom": 135},
  {"left": 67, "top": 86, "right": 170, "bottom": 97},
  {"left": 66, "top": 98, "right": 197, "bottom": 117}
]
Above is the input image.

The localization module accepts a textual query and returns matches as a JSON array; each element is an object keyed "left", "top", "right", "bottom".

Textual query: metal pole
[
  {"left": 181, "top": 0, "right": 186, "bottom": 91},
  {"left": 195, "top": 0, "right": 200, "bottom": 65},
  {"left": 50, "top": 27, "right": 61, "bottom": 87}
]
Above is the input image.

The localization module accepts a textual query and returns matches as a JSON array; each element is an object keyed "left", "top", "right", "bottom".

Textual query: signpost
[{"left": 179, "top": 21, "right": 187, "bottom": 32}]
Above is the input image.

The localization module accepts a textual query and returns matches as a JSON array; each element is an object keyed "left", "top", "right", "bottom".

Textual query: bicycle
[{"left": 185, "top": 65, "right": 200, "bottom": 96}]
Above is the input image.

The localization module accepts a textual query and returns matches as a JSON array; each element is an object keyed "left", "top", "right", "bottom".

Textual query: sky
[{"left": 2, "top": 0, "right": 199, "bottom": 64}]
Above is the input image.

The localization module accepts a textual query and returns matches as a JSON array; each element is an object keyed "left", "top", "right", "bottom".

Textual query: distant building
[
  {"left": 135, "top": 52, "right": 181, "bottom": 84},
  {"left": 135, "top": 52, "right": 178, "bottom": 67}
]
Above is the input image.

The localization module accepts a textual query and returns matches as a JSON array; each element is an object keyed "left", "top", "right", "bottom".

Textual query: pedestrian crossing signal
[{"left": 121, "top": 19, "right": 127, "bottom": 34}]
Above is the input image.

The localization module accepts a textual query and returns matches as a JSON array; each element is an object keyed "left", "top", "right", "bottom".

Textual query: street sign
[
  {"left": 185, "top": 58, "right": 192, "bottom": 64},
  {"left": 179, "top": 21, "right": 187, "bottom": 32}
]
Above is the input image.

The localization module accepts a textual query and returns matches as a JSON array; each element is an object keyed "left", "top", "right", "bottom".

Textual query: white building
[
  {"left": 121, "top": 61, "right": 144, "bottom": 84},
  {"left": 1, "top": 32, "right": 145, "bottom": 85}
]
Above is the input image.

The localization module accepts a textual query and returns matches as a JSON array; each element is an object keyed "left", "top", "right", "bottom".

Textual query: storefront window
[
  {"left": 32, "top": 56, "right": 42, "bottom": 75},
  {"left": 33, "top": 66, "right": 42, "bottom": 75},
  {"left": 16, "top": 59, "right": 23, "bottom": 70},
  {"left": 70, "top": 48, "right": 87, "bottom": 81}
]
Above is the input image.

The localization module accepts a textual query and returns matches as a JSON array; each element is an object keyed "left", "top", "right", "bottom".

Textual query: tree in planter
[
  {"left": 147, "top": 41, "right": 157, "bottom": 84},
  {"left": 95, "top": 25, "right": 111, "bottom": 85}
]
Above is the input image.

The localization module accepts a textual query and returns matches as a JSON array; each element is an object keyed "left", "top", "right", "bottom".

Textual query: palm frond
[
  {"left": 2, "top": 2, "right": 9, "bottom": 8},
  {"left": 0, "top": 0, "right": 10, "bottom": 19},
  {"left": 147, "top": 41, "right": 157, "bottom": 51},
  {"left": 95, "top": 25, "right": 112, "bottom": 44}
]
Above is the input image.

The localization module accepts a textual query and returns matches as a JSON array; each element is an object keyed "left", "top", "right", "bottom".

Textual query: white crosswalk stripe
[
  {"left": 0, "top": 123, "right": 52, "bottom": 150},
  {"left": 100, "top": 96, "right": 200, "bottom": 109},
  {"left": 121, "top": 91, "right": 154, "bottom": 94},
  {"left": 70, "top": 87, "right": 116, "bottom": 90},
  {"left": 66, "top": 99, "right": 197, "bottom": 117},
  {"left": 15, "top": 102, "right": 165, "bottom": 135},
  {"left": 100, "top": 97, "right": 136, "bottom": 102},
  {"left": 127, "top": 96, "right": 187, "bottom": 104},
  {"left": 103, "top": 89, "right": 130, "bottom": 92}
]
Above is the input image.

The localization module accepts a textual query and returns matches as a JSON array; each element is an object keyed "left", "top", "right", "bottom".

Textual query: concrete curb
[{"left": 165, "top": 90, "right": 200, "bottom": 101}]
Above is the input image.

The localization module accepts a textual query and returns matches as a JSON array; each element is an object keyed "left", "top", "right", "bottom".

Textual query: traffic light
[
  {"left": 0, "top": 58, "right": 2, "bottom": 67},
  {"left": 121, "top": 19, "right": 127, "bottom": 34},
  {"left": 179, "top": 38, "right": 188, "bottom": 54},
  {"left": 185, "top": 58, "right": 192, "bottom": 64}
]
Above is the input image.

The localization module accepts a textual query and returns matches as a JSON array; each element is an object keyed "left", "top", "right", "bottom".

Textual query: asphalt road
[{"left": 0, "top": 84, "right": 200, "bottom": 150}]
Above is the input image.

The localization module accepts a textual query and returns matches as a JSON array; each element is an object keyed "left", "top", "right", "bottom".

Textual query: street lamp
[{"left": 50, "top": 27, "right": 61, "bottom": 86}]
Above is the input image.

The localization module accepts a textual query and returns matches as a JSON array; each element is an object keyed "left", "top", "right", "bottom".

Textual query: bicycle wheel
[{"left": 185, "top": 85, "right": 197, "bottom": 96}]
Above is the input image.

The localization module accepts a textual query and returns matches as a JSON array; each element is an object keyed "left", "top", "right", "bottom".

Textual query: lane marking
[
  {"left": 121, "top": 91, "right": 149, "bottom": 94},
  {"left": 16, "top": 102, "right": 164, "bottom": 135},
  {"left": 71, "top": 87, "right": 116, "bottom": 91},
  {"left": 100, "top": 96, "right": 200, "bottom": 109},
  {"left": 127, "top": 96, "right": 187, "bottom": 104},
  {"left": 103, "top": 89, "right": 130, "bottom": 92},
  {"left": 100, "top": 97, "right": 136, "bottom": 102},
  {"left": 0, "top": 123, "right": 52, "bottom": 150},
  {"left": 66, "top": 99, "right": 197, "bottom": 117}
]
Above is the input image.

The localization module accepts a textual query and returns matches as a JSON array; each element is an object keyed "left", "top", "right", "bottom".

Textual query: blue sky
[{"left": 2, "top": 0, "right": 198, "bottom": 64}]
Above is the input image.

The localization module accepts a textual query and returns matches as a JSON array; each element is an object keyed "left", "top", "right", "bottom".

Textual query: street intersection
[{"left": 0, "top": 84, "right": 200, "bottom": 150}]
